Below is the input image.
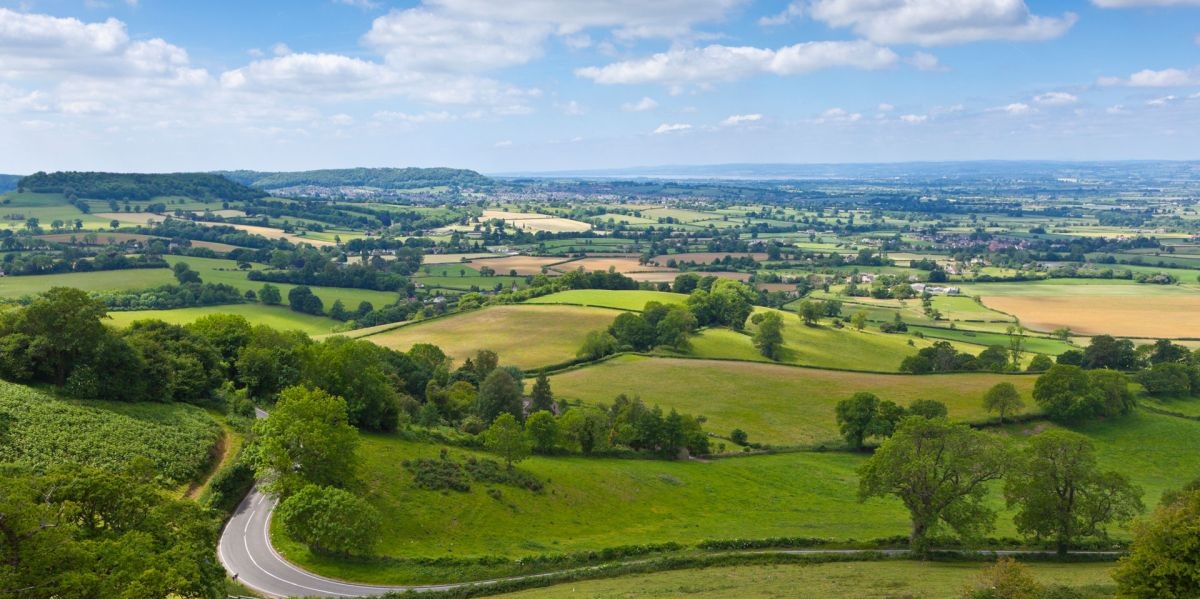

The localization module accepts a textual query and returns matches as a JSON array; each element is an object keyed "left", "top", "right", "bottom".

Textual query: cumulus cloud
[
  {"left": 993, "top": 102, "right": 1033, "bottom": 115},
  {"left": 808, "top": 0, "right": 1077, "bottom": 46},
  {"left": 813, "top": 107, "right": 862, "bottom": 123},
  {"left": 373, "top": 110, "right": 455, "bottom": 123},
  {"left": 1033, "top": 91, "right": 1078, "bottom": 106},
  {"left": 899, "top": 113, "right": 927, "bottom": 123},
  {"left": 621, "top": 96, "right": 658, "bottom": 111},
  {"left": 1147, "top": 94, "right": 1178, "bottom": 105},
  {"left": 720, "top": 113, "right": 762, "bottom": 126},
  {"left": 758, "top": 1, "right": 804, "bottom": 25},
  {"left": 908, "top": 51, "right": 943, "bottom": 71},
  {"left": 652, "top": 122, "right": 692, "bottom": 134},
  {"left": 1099, "top": 67, "right": 1199, "bottom": 87},
  {"left": 363, "top": 8, "right": 552, "bottom": 72},
  {"left": 577, "top": 41, "right": 898, "bottom": 85},
  {"left": 1092, "top": 0, "right": 1200, "bottom": 6},
  {"left": 427, "top": 0, "right": 743, "bottom": 38}
]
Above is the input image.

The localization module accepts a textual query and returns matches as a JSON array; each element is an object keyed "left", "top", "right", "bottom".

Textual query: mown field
[
  {"left": 163, "top": 256, "right": 402, "bottom": 308},
  {"left": 526, "top": 289, "right": 687, "bottom": 311},
  {"left": 493, "top": 560, "right": 1118, "bottom": 599},
  {"left": 980, "top": 294, "right": 1200, "bottom": 338},
  {"left": 106, "top": 303, "right": 339, "bottom": 335},
  {"left": 364, "top": 305, "right": 621, "bottom": 369},
  {"left": 549, "top": 356, "right": 1038, "bottom": 446},
  {"left": 0, "top": 380, "right": 222, "bottom": 486},
  {"left": 0, "top": 268, "right": 175, "bottom": 298}
]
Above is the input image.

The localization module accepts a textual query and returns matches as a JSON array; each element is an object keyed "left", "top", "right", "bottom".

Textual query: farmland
[
  {"left": 105, "top": 303, "right": 340, "bottom": 334},
  {"left": 549, "top": 355, "right": 1037, "bottom": 446},
  {"left": 980, "top": 294, "right": 1200, "bottom": 338}
]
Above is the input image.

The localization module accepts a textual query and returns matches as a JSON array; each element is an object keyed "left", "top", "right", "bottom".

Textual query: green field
[
  {"left": 364, "top": 305, "right": 622, "bottom": 369},
  {"left": 0, "top": 380, "right": 222, "bottom": 486},
  {"left": 163, "top": 256, "right": 402, "bottom": 309},
  {"left": 0, "top": 268, "right": 176, "bottom": 298},
  {"left": 550, "top": 356, "right": 1038, "bottom": 446},
  {"left": 493, "top": 560, "right": 1117, "bottom": 599},
  {"left": 106, "top": 303, "right": 340, "bottom": 334},
  {"left": 526, "top": 289, "right": 687, "bottom": 311},
  {"left": 910, "top": 325, "right": 1077, "bottom": 356}
]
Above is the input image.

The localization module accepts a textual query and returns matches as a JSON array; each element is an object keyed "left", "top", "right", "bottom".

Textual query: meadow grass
[
  {"left": 163, "top": 255, "right": 402, "bottom": 309},
  {"left": 526, "top": 289, "right": 687, "bottom": 311},
  {"left": 105, "top": 303, "right": 340, "bottom": 334},
  {"left": 910, "top": 325, "right": 1076, "bottom": 356},
  {"left": 550, "top": 355, "right": 1038, "bottom": 446},
  {"left": 363, "top": 305, "right": 621, "bottom": 369},
  {"left": 0, "top": 268, "right": 176, "bottom": 298},
  {"left": 492, "top": 560, "right": 1118, "bottom": 599}
]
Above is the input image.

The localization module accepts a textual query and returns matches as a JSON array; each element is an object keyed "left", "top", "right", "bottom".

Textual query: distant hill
[
  {"left": 0, "top": 174, "right": 22, "bottom": 193},
  {"left": 18, "top": 171, "right": 266, "bottom": 201},
  {"left": 217, "top": 167, "right": 491, "bottom": 190}
]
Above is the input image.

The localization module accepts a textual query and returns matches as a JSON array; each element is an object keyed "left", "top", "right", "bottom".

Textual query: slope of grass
[
  {"left": 163, "top": 256, "right": 401, "bottom": 309},
  {"left": 0, "top": 380, "right": 222, "bottom": 486},
  {"left": 526, "top": 289, "right": 687, "bottom": 311},
  {"left": 0, "top": 268, "right": 175, "bottom": 298},
  {"left": 493, "top": 560, "right": 1117, "bottom": 599},
  {"left": 106, "top": 303, "right": 339, "bottom": 334},
  {"left": 364, "top": 305, "right": 621, "bottom": 369},
  {"left": 550, "top": 356, "right": 1038, "bottom": 446}
]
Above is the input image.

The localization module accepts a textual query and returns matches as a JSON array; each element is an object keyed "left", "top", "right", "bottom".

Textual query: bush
[{"left": 200, "top": 459, "right": 255, "bottom": 515}]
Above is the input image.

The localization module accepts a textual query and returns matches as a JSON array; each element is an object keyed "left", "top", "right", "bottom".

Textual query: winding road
[{"left": 217, "top": 409, "right": 1117, "bottom": 598}]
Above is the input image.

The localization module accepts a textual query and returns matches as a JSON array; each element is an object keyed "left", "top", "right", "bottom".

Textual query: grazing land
[
  {"left": 105, "top": 303, "right": 340, "bottom": 334},
  {"left": 526, "top": 289, "right": 687, "bottom": 310},
  {"left": 0, "top": 268, "right": 175, "bottom": 298},
  {"left": 550, "top": 355, "right": 1037, "bottom": 446}
]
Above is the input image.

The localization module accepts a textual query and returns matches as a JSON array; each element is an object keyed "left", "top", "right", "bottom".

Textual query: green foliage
[
  {"left": 525, "top": 410, "right": 559, "bottom": 454},
  {"left": 577, "top": 329, "right": 619, "bottom": 361},
  {"left": 222, "top": 166, "right": 490, "bottom": 190},
  {"left": 1026, "top": 354, "right": 1054, "bottom": 373},
  {"left": 4, "top": 286, "right": 109, "bottom": 385},
  {"left": 485, "top": 412, "right": 531, "bottom": 467},
  {"left": 252, "top": 385, "right": 360, "bottom": 497},
  {"left": 752, "top": 311, "right": 785, "bottom": 360},
  {"left": 477, "top": 368, "right": 522, "bottom": 424},
  {"left": 530, "top": 373, "right": 554, "bottom": 412},
  {"left": 302, "top": 336, "right": 402, "bottom": 431},
  {"left": 984, "top": 382, "right": 1026, "bottom": 424},
  {"left": 1137, "top": 362, "right": 1198, "bottom": 397},
  {"left": 899, "top": 341, "right": 979, "bottom": 373},
  {"left": 834, "top": 392, "right": 904, "bottom": 450},
  {"left": 19, "top": 170, "right": 265, "bottom": 200},
  {"left": 0, "top": 380, "right": 222, "bottom": 486},
  {"left": 559, "top": 406, "right": 610, "bottom": 454},
  {"left": 1113, "top": 489, "right": 1200, "bottom": 598},
  {"left": 960, "top": 558, "right": 1046, "bottom": 599},
  {"left": 686, "top": 280, "right": 755, "bottom": 330},
  {"left": 1081, "top": 335, "right": 1138, "bottom": 370},
  {"left": 0, "top": 467, "right": 226, "bottom": 599},
  {"left": 1005, "top": 430, "right": 1143, "bottom": 555},
  {"left": 288, "top": 285, "right": 325, "bottom": 315},
  {"left": 259, "top": 282, "right": 282, "bottom": 305},
  {"left": 858, "top": 417, "right": 1008, "bottom": 555},
  {"left": 277, "top": 484, "right": 382, "bottom": 556},
  {"left": 200, "top": 459, "right": 255, "bottom": 515},
  {"left": 1033, "top": 365, "right": 1133, "bottom": 422},
  {"left": 908, "top": 399, "right": 949, "bottom": 420}
]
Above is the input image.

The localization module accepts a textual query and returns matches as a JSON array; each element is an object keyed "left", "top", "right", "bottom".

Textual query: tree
[
  {"left": 560, "top": 406, "right": 609, "bottom": 454},
  {"left": 1082, "top": 335, "right": 1138, "bottom": 370},
  {"left": 1113, "top": 487, "right": 1200, "bottom": 598},
  {"left": 1088, "top": 368, "right": 1135, "bottom": 417},
  {"left": 329, "top": 299, "right": 349, "bottom": 321},
  {"left": 835, "top": 392, "right": 904, "bottom": 450},
  {"left": 983, "top": 382, "right": 1025, "bottom": 424},
  {"left": 259, "top": 283, "right": 282, "bottom": 305},
  {"left": 609, "top": 312, "right": 655, "bottom": 351},
  {"left": 752, "top": 311, "right": 785, "bottom": 360},
  {"left": 1138, "top": 362, "right": 1195, "bottom": 396},
  {"left": 485, "top": 412, "right": 530, "bottom": 468},
  {"left": 654, "top": 305, "right": 697, "bottom": 351},
  {"left": 976, "top": 345, "right": 1011, "bottom": 373},
  {"left": 797, "top": 300, "right": 823, "bottom": 325},
  {"left": 858, "top": 417, "right": 1007, "bottom": 556},
  {"left": 473, "top": 349, "right": 499, "bottom": 381},
  {"left": 1033, "top": 364, "right": 1095, "bottom": 422},
  {"left": 530, "top": 373, "right": 554, "bottom": 412},
  {"left": 252, "top": 386, "right": 360, "bottom": 497},
  {"left": 276, "top": 485, "right": 381, "bottom": 556},
  {"left": 288, "top": 285, "right": 324, "bottom": 315},
  {"left": 960, "top": 558, "right": 1045, "bottom": 599},
  {"left": 15, "top": 287, "right": 110, "bottom": 385},
  {"left": 1004, "top": 430, "right": 1143, "bottom": 555},
  {"left": 730, "top": 428, "right": 748, "bottom": 446},
  {"left": 476, "top": 368, "right": 522, "bottom": 423},
  {"left": 302, "top": 337, "right": 401, "bottom": 432},
  {"left": 1026, "top": 354, "right": 1053, "bottom": 373},
  {"left": 172, "top": 261, "right": 201, "bottom": 284},
  {"left": 851, "top": 310, "right": 868, "bottom": 331},
  {"left": 577, "top": 329, "right": 618, "bottom": 361},
  {"left": 908, "top": 399, "right": 948, "bottom": 420},
  {"left": 525, "top": 410, "right": 559, "bottom": 453}
]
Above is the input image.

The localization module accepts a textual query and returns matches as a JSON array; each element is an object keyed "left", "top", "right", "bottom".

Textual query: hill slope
[
  {"left": 217, "top": 167, "right": 491, "bottom": 190},
  {"left": 18, "top": 171, "right": 266, "bottom": 201}
]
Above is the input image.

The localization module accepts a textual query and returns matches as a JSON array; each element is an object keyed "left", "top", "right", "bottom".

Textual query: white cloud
[
  {"left": 1092, "top": 0, "right": 1200, "bottom": 6},
  {"left": 363, "top": 8, "right": 552, "bottom": 72},
  {"left": 577, "top": 41, "right": 898, "bottom": 85},
  {"left": 908, "top": 51, "right": 942, "bottom": 71},
  {"left": 994, "top": 102, "right": 1033, "bottom": 115},
  {"left": 877, "top": 103, "right": 894, "bottom": 112},
  {"left": 1100, "top": 67, "right": 1200, "bottom": 87},
  {"left": 271, "top": 42, "right": 292, "bottom": 57},
  {"left": 808, "top": 0, "right": 1077, "bottom": 46},
  {"left": 652, "top": 122, "right": 692, "bottom": 134},
  {"left": 1033, "top": 91, "right": 1078, "bottom": 106},
  {"left": 758, "top": 2, "right": 804, "bottom": 25},
  {"left": 813, "top": 107, "right": 862, "bottom": 123},
  {"left": 1147, "top": 94, "right": 1178, "bottom": 105},
  {"left": 899, "top": 113, "right": 927, "bottom": 123},
  {"left": 373, "top": 110, "right": 455, "bottom": 123},
  {"left": 329, "top": 113, "right": 354, "bottom": 125},
  {"left": 720, "top": 113, "right": 762, "bottom": 126},
  {"left": 1106, "top": 104, "right": 1127, "bottom": 114},
  {"left": 621, "top": 96, "right": 658, "bottom": 111},
  {"left": 494, "top": 139, "right": 513, "bottom": 147}
]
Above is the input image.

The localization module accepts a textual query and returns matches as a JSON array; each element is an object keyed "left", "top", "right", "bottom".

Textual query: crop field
[
  {"left": 639, "top": 207, "right": 722, "bottom": 223},
  {"left": 93, "top": 211, "right": 172, "bottom": 226},
  {"left": 549, "top": 255, "right": 676, "bottom": 274},
  {"left": 649, "top": 252, "right": 768, "bottom": 265},
  {"left": 0, "top": 268, "right": 175, "bottom": 298},
  {"left": 496, "top": 561, "right": 1117, "bottom": 599},
  {"left": 628, "top": 270, "right": 750, "bottom": 283},
  {"left": 364, "top": 305, "right": 621, "bottom": 369},
  {"left": 193, "top": 221, "right": 338, "bottom": 247},
  {"left": 909, "top": 325, "right": 1076, "bottom": 355},
  {"left": 929, "top": 295, "right": 1012, "bottom": 321},
  {"left": 106, "top": 303, "right": 340, "bottom": 334},
  {"left": 0, "top": 381, "right": 222, "bottom": 486},
  {"left": 526, "top": 289, "right": 687, "bottom": 311},
  {"left": 549, "top": 355, "right": 1037, "bottom": 446},
  {"left": 420, "top": 253, "right": 501, "bottom": 264},
  {"left": 481, "top": 209, "right": 592, "bottom": 233},
  {"left": 981, "top": 294, "right": 1200, "bottom": 338},
  {"left": 466, "top": 255, "right": 568, "bottom": 275}
]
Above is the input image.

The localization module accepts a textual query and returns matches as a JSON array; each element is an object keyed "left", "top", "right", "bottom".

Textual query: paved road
[{"left": 216, "top": 409, "right": 1118, "bottom": 598}]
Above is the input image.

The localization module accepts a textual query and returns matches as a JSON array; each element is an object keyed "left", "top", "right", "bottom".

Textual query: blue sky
[{"left": 0, "top": 0, "right": 1197, "bottom": 173}]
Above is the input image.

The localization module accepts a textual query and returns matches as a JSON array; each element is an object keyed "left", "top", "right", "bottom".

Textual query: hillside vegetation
[
  {"left": 18, "top": 171, "right": 266, "bottom": 201},
  {"left": 218, "top": 167, "right": 491, "bottom": 190}
]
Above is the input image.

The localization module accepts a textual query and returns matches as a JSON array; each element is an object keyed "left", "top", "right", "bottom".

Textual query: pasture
[
  {"left": 549, "top": 355, "right": 1037, "bottom": 446},
  {"left": 526, "top": 289, "right": 686, "bottom": 311},
  {"left": 105, "top": 303, "right": 339, "bottom": 335},
  {"left": 363, "top": 304, "right": 620, "bottom": 369},
  {"left": 0, "top": 268, "right": 175, "bottom": 298}
]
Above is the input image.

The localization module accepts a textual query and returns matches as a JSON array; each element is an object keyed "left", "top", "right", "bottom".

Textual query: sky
[{"left": 0, "top": 0, "right": 1198, "bottom": 174}]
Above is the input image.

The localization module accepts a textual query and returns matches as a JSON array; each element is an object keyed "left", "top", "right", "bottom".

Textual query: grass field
[
  {"left": 910, "top": 325, "right": 1076, "bottom": 356},
  {"left": 364, "top": 305, "right": 621, "bottom": 369},
  {"left": 0, "top": 268, "right": 175, "bottom": 298},
  {"left": 526, "top": 290, "right": 687, "bottom": 311},
  {"left": 981, "top": 294, "right": 1200, "bottom": 338},
  {"left": 106, "top": 303, "right": 340, "bottom": 334},
  {"left": 162, "top": 256, "right": 402, "bottom": 309},
  {"left": 493, "top": 560, "right": 1117, "bottom": 599},
  {"left": 550, "top": 256, "right": 675, "bottom": 274},
  {"left": 550, "top": 356, "right": 1038, "bottom": 446}
]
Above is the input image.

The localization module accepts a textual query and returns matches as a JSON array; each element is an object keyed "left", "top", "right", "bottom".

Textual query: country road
[{"left": 216, "top": 409, "right": 1119, "bottom": 598}]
